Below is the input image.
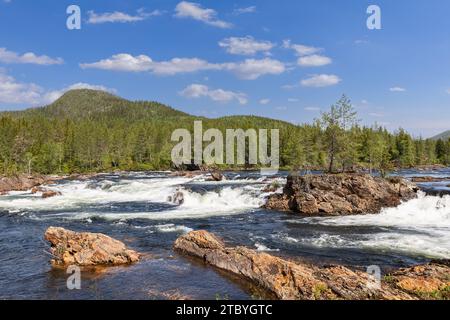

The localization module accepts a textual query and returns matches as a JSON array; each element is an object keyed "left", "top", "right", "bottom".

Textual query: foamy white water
[
  {"left": 286, "top": 193, "right": 450, "bottom": 258},
  {"left": 0, "top": 175, "right": 264, "bottom": 220}
]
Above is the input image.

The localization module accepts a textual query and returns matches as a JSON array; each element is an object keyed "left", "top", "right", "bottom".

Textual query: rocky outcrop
[
  {"left": 45, "top": 227, "right": 140, "bottom": 266},
  {"left": 174, "top": 231, "right": 418, "bottom": 300},
  {"left": 386, "top": 260, "right": 450, "bottom": 299},
  {"left": 264, "top": 174, "right": 418, "bottom": 215},
  {"left": 208, "top": 171, "right": 224, "bottom": 181},
  {"left": 0, "top": 175, "right": 57, "bottom": 194},
  {"left": 42, "top": 190, "right": 62, "bottom": 199}
]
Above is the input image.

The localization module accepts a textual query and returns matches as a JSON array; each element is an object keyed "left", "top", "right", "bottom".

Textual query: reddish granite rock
[
  {"left": 174, "top": 230, "right": 418, "bottom": 300},
  {"left": 264, "top": 174, "right": 418, "bottom": 216},
  {"left": 45, "top": 227, "right": 140, "bottom": 266}
]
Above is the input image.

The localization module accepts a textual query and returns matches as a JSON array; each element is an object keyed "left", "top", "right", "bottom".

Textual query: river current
[{"left": 0, "top": 170, "right": 449, "bottom": 299}]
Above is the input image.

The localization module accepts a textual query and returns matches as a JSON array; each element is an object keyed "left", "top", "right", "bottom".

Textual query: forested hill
[
  {"left": 0, "top": 90, "right": 448, "bottom": 174},
  {"left": 431, "top": 130, "right": 450, "bottom": 141},
  {"left": 3, "top": 89, "right": 194, "bottom": 121}
]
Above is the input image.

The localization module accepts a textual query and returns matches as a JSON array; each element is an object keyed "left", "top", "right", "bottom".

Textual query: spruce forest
[{"left": 0, "top": 89, "right": 448, "bottom": 175}]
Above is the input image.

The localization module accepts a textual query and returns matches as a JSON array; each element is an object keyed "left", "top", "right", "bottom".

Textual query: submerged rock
[
  {"left": 45, "top": 227, "right": 140, "bottom": 266},
  {"left": 411, "top": 176, "right": 450, "bottom": 182},
  {"left": 264, "top": 174, "right": 418, "bottom": 216},
  {"left": 174, "top": 230, "right": 419, "bottom": 300}
]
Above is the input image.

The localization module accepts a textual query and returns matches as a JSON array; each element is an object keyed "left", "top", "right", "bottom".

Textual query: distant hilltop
[{"left": 431, "top": 130, "right": 450, "bottom": 141}]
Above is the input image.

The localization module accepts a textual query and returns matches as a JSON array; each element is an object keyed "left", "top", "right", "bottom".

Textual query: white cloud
[
  {"left": 0, "top": 70, "right": 114, "bottom": 106},
  {"left": 446, "top": 88, "right": 450, "bottom": 94},
  {"left": 218, "top": 36, "right": 274, "bottom": 56},
  {"left": 288, "top": 98, "right": 299, "bottom": 102},
  {"left": 304, "top": 106, "right": 320, "bottom": 111},
  {"left": 81, "top": 54, "right": 285, "bottom": 79},
  {"left": 180, "top": 84, "right": 247, "bottom": 104},
  {"left": 275, "top": 106, "right": 287, "bottom": 111},
  {"left": 259, "top": 98, "right": 270, "bottom": 105},
  {"left": 0, "top": 47, "right": 63, "bottom": 65},
  {"left": 174, "top": 1, "right": 232, "bottom": 29},
  {"left": 233, "top": 6, "right": 256, "bottom": 15},
  {"left": 301, "top": 74, "right": 341, "bottom": 87},
  {"left": 80, "top": 54, "right": 153, "bottom": 72},
  {"left": 298, "top": 54, "right": 332, "bottom": 67},
  {"left": 87, "top": 9, "right": 162, "bottom": 24},
  {"left": 390, "top": 87, "right": 406, "bottom": 92},
  {"left": 151, "top": 58, "right": 221, "bottom": 75},
  {"left": 223, "top": 58, "right": 285, "bottom": 80},
  {"left": 368, "top": 112, "right": 384, "bottom": 117},
  {"left": 282, "top": 40, "right": 321, "bottom": 56},
  {"left": 80, "top": 54, "right": 219, "bottom": 75},
  {"left": 0, "top": 71, "right": 43, "bottom": 104}
]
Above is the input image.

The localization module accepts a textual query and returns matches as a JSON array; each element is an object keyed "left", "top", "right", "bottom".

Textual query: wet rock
[
  {"left": 42, "top": 190, "right": 62, "bottom": 199},
  {"left": 264, "top": 174, "right": 418, "bottom": 216},
  {"left": 209, "top": 171, "right": 223, "bottom": 182},
  {"left": 411, "top": 176, "right": 450, "bottom": 182},
  {"left": 414, "top": 164, "right": 446, "bottom": 171},
  {"left": 0, "top": 175, "right": 49, "bottom": 193},
  {"left": 45, "top": 227, "right": 140, "bottom": 266},
  {"left": 174, "top": 230, "right": 415, "bottom": 300},
  {"left": 168, "top": 189, "right": 185, "bottom": 205}
]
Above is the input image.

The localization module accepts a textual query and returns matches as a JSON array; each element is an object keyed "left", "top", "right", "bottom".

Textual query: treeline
[{"left": 0, "top": 90, "right": 448, "bottom": 175}]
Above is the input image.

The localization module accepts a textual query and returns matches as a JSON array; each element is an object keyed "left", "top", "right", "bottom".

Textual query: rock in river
[
  {"left": 45, "top": 227, "right": 140, "bottom": 266},
  {"left": 264, "top": 174, "right": 418, "bottom": 215},
  {"left": 174, "top": 230, "right": 420, "bottom": 300}
]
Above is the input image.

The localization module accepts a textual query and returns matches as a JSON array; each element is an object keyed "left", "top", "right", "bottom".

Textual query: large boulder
[
  {"left": 208, "top": 171, "right": 224, "bottom": 182},
  {"left": 45, "top": 227, "right": 140, "bottom": 266},
  {"left": 264, "top": 174, "right": 418, "bottom": 215},
  {"left": 174, "top": 230, "right": 416, "bottom": 300},
  {"left": 0, "top": 175, "right": 54, "bottom": 194}
]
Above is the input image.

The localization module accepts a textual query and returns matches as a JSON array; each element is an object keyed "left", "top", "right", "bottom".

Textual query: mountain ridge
[
  {"left": 431, "top": 130, "right": 450, "bottom": 141},
  {"left": 1, "top": 89, "right": 293, "bottom": 127}
]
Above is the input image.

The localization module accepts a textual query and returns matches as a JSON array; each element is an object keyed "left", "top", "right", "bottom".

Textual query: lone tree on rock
[{"left": 320, "top": 95, "right": 358, "bottom": 173}]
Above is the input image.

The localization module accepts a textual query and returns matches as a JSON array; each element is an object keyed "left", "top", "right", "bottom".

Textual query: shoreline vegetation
[{"left": 1, "top": 89, "right": 450, "bottom": 176}]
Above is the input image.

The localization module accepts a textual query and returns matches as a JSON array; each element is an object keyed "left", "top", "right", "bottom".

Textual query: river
[{"left": 0, "top": 170, "right": 449, "bottom": 299}]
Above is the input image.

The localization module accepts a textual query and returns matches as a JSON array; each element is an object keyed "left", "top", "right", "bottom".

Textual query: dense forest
[{"left": 0, "top": 89, "right": 449, "bottom": 175}]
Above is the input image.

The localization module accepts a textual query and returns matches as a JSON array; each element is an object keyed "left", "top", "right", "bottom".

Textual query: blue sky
[{"left": 0, "top": 0, "right": 449, "bottom": 137}]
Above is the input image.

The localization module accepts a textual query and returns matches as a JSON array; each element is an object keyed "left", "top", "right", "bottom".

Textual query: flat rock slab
[
  {"left": 45, "top": 227, "right": 140, "bottom": 266},
  {"left": 173, "top": 230, "right": 448, "bottom": 300}
]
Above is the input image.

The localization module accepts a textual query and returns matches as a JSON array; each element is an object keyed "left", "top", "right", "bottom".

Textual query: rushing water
[{"left": 0, "top": 170, "right": 449, "bottom": 299}]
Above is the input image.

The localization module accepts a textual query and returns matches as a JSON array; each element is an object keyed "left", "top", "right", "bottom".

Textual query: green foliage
[{"left": 0, "top": 89, "right": 448, "bottom": 175}]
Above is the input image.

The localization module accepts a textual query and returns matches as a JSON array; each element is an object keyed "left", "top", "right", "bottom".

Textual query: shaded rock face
[
  {"left": 264, "top": 174, "right": 418, "bottom": 215},
  {"left": 45, "top": 227, "right": 140, "bottom": 266},
  {"left": 174, "top": 231, "right": 421, "bottom": 300}
]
